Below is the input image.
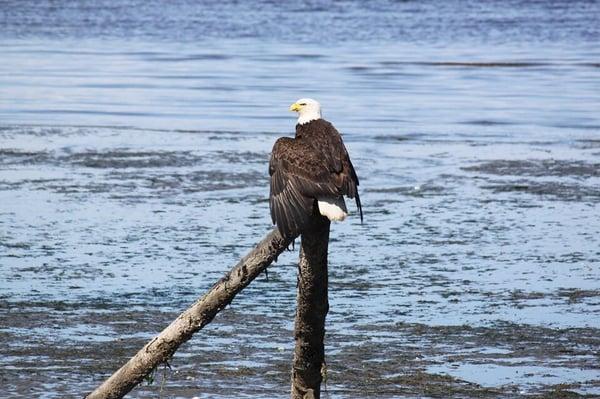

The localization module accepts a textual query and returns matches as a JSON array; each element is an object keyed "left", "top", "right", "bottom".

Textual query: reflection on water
[{"left": 1, "top": 1, "right": 599, "bottom": 398}]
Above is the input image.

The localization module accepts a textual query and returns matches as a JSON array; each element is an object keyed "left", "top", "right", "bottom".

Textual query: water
[{"left": 1, "top": 1, "right": 599, "bottom": 398}]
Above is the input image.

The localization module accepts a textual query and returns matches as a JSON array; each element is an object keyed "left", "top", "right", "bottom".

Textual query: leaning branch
[{"left": 85, "top": 228, "right": 292, "bottom": 399}]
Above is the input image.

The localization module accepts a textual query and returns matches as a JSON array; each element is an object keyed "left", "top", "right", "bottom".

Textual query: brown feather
[{"left": 269, "top": 119, "right": 362, "bottom": 239}]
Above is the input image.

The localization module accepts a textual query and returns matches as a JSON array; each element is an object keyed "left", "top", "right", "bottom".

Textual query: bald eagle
[{"left": 269, "top": 98, "right": 363, "bottom": 239}]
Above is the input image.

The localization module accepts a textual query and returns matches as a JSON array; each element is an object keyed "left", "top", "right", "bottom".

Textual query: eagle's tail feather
[{"left": 317, "top": 196, "right": 348, "bottom": 222}]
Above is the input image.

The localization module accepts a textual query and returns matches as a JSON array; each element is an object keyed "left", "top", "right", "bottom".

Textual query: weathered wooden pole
[
  {"left": 291, "top": 215, "right": 330, "bottom": 399},
  {"left": 85, "top": 228, "right": 292, "bottom": 399}
]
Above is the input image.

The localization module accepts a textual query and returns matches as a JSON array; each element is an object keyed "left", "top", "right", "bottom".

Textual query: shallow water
[{"left": 1, "top": 1, "right": 600, "bottom": 398}]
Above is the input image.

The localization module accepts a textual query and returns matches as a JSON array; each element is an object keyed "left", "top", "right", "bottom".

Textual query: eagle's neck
[{"left": 295, "top": 118, "right": 328, "bottom": 139}]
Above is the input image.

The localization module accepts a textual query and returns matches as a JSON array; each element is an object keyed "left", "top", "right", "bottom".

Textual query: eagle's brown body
[{"left": 269, "top": 118, "right": 362, "bottom": 239}]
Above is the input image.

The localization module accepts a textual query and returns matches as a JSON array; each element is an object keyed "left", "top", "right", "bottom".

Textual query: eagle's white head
[{"left": 289, "top": 98, "right": 322, "bottom": 125}]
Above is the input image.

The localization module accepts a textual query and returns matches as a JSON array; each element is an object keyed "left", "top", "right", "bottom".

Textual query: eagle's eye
[{"left": 299, "top": 103, "right": 307, "bottom": 106}]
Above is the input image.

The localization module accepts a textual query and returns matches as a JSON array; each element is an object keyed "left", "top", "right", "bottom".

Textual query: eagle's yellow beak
[{"left": 289, "top": 102, "right": 302, "bottom": 112}]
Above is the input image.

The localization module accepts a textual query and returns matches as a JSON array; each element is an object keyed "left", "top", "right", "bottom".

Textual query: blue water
[{"left": 1, "top": 1, "right": 599, "bottom": 398}]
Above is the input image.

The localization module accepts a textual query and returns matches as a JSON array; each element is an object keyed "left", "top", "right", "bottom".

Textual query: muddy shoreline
[
  {"left": 2, "top": 125, "right": 600, "bottom": 397},
  {"left": 2, "top": 293, "right": 599, "bottom": 398}
]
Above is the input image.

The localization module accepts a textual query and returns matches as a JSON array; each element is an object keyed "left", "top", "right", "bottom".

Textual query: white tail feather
[{"left": 317, "top": 196, "right": 348, "bottom": 222}]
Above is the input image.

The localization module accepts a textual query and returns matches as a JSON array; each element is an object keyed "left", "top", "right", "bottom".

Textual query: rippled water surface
[{"left": 1, "top": 1, "right": 599, "bottom": 398}]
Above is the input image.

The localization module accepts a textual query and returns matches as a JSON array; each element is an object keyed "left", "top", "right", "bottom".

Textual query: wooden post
[
  {"left": 85, "top": 228, "right": 292, "bottom": 399},
  {"left": 291, "top": 215, "right": 330, "bottom": 399}
]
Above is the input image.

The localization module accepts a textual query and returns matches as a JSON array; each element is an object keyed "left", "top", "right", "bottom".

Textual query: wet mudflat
[
  {"left": 2, "top": 299, "right": 598, "bottom": 398},
  {"left": 1, "top": 126, "right": 599, "bottom": 398},
  {"left": 1, "top": 0, "right": 600, "bottom": 398}
]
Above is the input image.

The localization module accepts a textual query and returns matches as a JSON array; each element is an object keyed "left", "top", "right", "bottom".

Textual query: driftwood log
[
  {"left": 85, "top": 228, "right": 292, "bottom": 399},
  {"left": 291, "top": 216, "right": 330, "bottom": 399},
  {"left": 86, "top": 218, "right": 332, "bottom": 399}
]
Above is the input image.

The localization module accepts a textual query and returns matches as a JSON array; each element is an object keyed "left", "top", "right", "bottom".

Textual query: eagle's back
[{"left": 269, "top": 119, "right": 362, "bottom": 239}]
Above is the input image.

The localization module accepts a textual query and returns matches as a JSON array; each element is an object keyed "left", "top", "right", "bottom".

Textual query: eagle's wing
[
  {"left": 269, "top": 137, "right": 340, "bottom": 239},
  {"left": 320, "top": 122, "right": 363, "bottom": 222}
]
